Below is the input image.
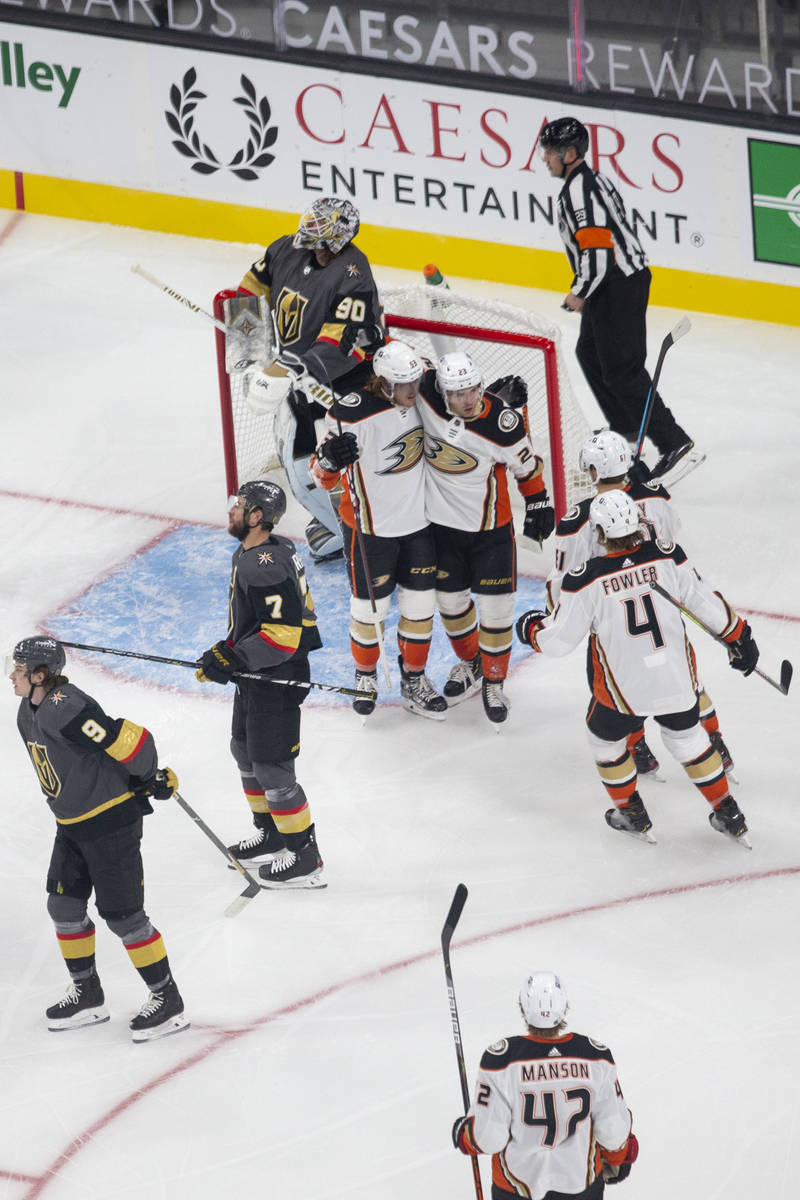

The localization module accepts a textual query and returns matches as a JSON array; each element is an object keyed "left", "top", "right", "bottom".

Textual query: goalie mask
[
  {"left": 237, "top": 480, "right": 287, "bottom": 529},
  {"left": 293, "top": 197, "right": 360, "bottom": 254},
  {"left": 12, "top": 636, "right": 66, "bottom": 678},
  {"left": 579, "top": 431, "right": 632, "bottom": 480},
  {"left": 373, "top": 341, "right": 424, "bottom": 400},
  {"left": 590, "top": 489, "right": 641, "bottom": 539},
  {"left": 539, "top": 117, "right": 589, "bottom": 160},
  {"left": 519, "top": 971, "right": 568, "bottom": 1029},
  {"left": 436, "top": 351, "right": 482, "bottom": 397}
]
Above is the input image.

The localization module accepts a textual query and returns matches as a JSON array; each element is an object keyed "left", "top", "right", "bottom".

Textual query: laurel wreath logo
[{"left": 165, "top": 69, "right": 278, "bottom": 180}]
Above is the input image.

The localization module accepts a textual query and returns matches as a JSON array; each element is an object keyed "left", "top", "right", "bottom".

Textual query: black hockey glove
[
  {"left": 487, "top": 374, "right": 528, "bottom": 409},
  {"left": 516, "top": 610, "right": 547, "bottom": 649},
  {"left": 523, "top": 496, "right": 556, "bottom": 543},
  {"left": 137, "top": 767, "right": 179, "bottom": 801},
  {"left": 726, "top": 622, "right": 759, "bottom": 676},
  {"left": 316, "top": 431, "right": 359, "bottom": 472},
  {"left": 451, "top": 1115, "right": 473, "bottom": 1153},
  {"left": 626, "top": 456, "right": 652, "bottom": 486},
  {"left": 339, "top": 322, "right": 385, "bottom": 357},
  {"left": 196, "top": 641, "right": 245, "bottom": 685}
]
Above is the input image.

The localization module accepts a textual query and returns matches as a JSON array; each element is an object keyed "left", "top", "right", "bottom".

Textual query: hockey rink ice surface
[{"left": 1, "top": 212, "right": 798, "bottom": 1200}]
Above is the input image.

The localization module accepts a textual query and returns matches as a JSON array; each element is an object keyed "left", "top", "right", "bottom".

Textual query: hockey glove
[
  {"left": 626, "top": 456, "right": 652, "bottom": 486},
  {"left": 339, "top": 322, "right": 385, "bottom": 357},
  {"left": 603, "top": 1131, "right": 639, "bottom": 1184},
  {"left": 451, "top": 1115, "right": 479, "bottom": 1155},
  {"left": 316, "top": 432, "right": 359, "bottom": 472},
  {"left": 137, "top": 767, "right": 179, "bottom": 801},
  {"left": 487, "top": 374, "right": 528, "bottom": 409},
  {"left": 516, "top": 610, "right": 547, "bottom": 650},
  {"left": 196, "top": 642, "right": 245, "bottom": 685},
  {"left": 726, "top": 622, "right": 759, "bottom": 676},
  {"left": 523, "top": 496, "right": 556, "bottom": 543}
]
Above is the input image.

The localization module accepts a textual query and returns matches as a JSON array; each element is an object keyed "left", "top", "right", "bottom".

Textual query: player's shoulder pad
[
  {"left": 570, "top": 1032, "right": 615, "bottom": 1063},
  {"left": 556, "top": 497, "right": 592, "bottom": 536},
  {"left": 628, "top": 478, "right": 670, "bottom": 500},
  {"left": 334, "top": 242, "right": 374, "bottom": 284},
  {"left": 636, "top": 538, "right": 687, "bottom": 565},
  {"left": 479, "top": 1035, "right": 529, "bottom": 1069},
  {"left": 40, "top": 682, "right": 84, "bottom": 722},
  {"left": 240, "top": 538, "right": 293, "bottom": 580},
  {"left": 334, "top": 388, "right": 388, "bottom": 419},
  {"left": 479, "top": 397, "right": 524, "bottom": 445}
]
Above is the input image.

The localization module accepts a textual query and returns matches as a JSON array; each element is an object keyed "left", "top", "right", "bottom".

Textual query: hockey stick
[
  {"left": 55, "top": 640, "right": 376, "bottom": 701},
  {"left": 171, "top": 791, "right": 261, "bottom": 918},
  {"left": 305, "top": 350, "right": 393, "bottom": 689},
  {"left": 441, "top": 883, "right": 485, "bottom": 1200},
  {"left": 649, "top": 581, "right": 793, "bottom": 695},
  {"left": 131, "top": 263, "right": 228, "bottom": 335},
  {"left": 633, "top": 315, "right": 691, "bottom": 461}
]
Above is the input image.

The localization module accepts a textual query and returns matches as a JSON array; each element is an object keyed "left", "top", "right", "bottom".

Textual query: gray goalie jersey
[{"left": 16, "top": 683, "right": 158, "bottom": 837}]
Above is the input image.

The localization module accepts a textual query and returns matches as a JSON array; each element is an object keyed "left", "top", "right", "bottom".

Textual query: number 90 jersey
[{"left": 465, "top": 1031, "right": 631, "bottom": 1197}]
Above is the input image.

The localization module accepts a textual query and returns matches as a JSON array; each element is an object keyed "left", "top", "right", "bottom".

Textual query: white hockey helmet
[
  {"left": 436, "top": 351, "right": 482, "bottom": 396},
  {"left": 519, "top": 971, "right": 568, "bottom": 1029},
  {"left": 293, "top": 197, "right": 360, "bottom": 254},
  {"left": 590, "top": 489, "right": 641, "bottom": 539},
  {"left": 579, "top": 430, "right": 632, "bottom": 479},
  {"left": 373, "top": 340, "right": 424, "bottom": 388}
]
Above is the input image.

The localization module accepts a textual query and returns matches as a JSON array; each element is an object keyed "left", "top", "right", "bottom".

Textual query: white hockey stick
[{"left": 131, "top": 263, "right": 228, "bottom": 334}]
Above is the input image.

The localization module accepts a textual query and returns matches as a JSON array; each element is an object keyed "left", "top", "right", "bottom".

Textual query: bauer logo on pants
[{"left": 748, "top": 138, "right": 800, "bottom": 267}]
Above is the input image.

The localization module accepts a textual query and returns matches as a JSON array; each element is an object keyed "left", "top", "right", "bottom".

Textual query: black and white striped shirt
[{"left": 557, "top": 162, "right": 648, "bottom": 299}]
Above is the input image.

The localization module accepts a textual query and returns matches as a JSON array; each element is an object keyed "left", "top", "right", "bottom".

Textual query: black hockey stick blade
[
  {"left": 442, "top": 883, "right": 469, "bottom": 952},
  {"left": 781, "top": 660, "right": 793, "bottom": 693}
]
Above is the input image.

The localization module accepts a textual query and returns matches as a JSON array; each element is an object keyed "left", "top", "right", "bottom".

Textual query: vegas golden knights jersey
[{"left": 227, "top": 533, "right": 322, "bottom": 672}]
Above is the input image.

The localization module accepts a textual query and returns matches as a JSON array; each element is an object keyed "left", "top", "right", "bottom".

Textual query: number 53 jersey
[{"left": 465, "top": 1031, "right": 631, "bottom": 1197}]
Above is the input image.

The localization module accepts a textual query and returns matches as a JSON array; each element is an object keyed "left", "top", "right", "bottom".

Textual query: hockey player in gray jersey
[
  {"left": 517, "top": 490, "right": 757, "bottom": 844},
  {"left": 237, "top": 197, "right": 383, "bottom": 562},
  {"left": 196, "top": 480, "right": 325, "bottom": 888},
  {"left": 452, "top": 971, "right": 637, "bottom": 1199},
  {"left": 550, "top": 430, "right": 737, "bottom": 782},
  {"left": 10, "top": 637, "right": 187, "bottom": 1041}
]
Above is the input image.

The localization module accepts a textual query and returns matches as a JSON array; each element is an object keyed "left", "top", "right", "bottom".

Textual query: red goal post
[{"left": 213, "top": 283, "right": 592, "bottom": 520}]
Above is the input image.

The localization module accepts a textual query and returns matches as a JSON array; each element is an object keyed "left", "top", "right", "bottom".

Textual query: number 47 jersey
[{"left": 464, "top": 1031, "right": 631, "bottom": 1197}]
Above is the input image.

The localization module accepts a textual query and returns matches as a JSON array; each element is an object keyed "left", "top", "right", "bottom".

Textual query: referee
[{"left": 541, "top": 117, "right": 694, "bottom": 482}]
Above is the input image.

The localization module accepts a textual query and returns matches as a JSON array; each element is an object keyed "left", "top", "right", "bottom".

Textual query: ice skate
[
  {"left": 258, "top": 825, "right": 326, "bottom": 889},
  {"left": 443, "top": 654, "right": 482, "bottom": 706},
  {"left": 399, "top": 657, "right": 447, "bottom": 721},
  {"left": 708, "top": 796, "right": 751, "bottom": 849},
  {"left": 653, "top": 440, "right": 706, "bottom": 488},
  {"left": 353, "top": 669, "right": 378, "bottom": 720},
  {"left": 630, "top": 735, "right": 665, "bottom": 782},
  {"left": 709, "top": 731, "right": 738, "bottom": 784},
  {"left": 605, "top": 794, "right": 656, "bottom": 843},
  {"left": 482, "top": 678, "right": 510, "bottom": 726},
  {"left": 46, "top": 972, "right": 109, "bottom": 1031},
  {"left": 130, "top": 979, "right": 190, "bottom": 1043},
  {"left": 227, "top": 821, "right": 285, "bottom": 869}
]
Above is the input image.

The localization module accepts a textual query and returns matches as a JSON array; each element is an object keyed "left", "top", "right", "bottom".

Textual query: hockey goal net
[{"left": 213, "top": 283, "right": 592, "bottom": 520}]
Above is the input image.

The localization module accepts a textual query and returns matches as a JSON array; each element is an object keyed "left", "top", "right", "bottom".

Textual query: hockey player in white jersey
[
  {"left": 517, "top": 490, "right": 757, "bottom": 843},
  {"left": 310, "top": 340, "right": 446, "bottom": 720},
  {"left": 452, "top": 971, "right": 637, "bottom": 1199},
  {"left": 551, "top": 430, "right": 737, "bottom": 782},
  {"left": 418, "top": 350, "right": 555, "bottom": 724}
]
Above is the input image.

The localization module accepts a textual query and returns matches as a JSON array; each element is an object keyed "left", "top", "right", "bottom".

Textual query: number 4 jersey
[{"left": 463, "top": 1031, "right": 631, "bottom": 1197}]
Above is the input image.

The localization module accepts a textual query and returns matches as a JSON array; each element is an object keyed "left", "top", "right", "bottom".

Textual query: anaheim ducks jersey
[
  {"left": 240, "top": 235, "right": 382, "bottom": 386},
  {"left": 310, "top": 388, "right": 426, "bottom": 536},
  {"left": 16, "top": 683, "right": 158, "bottom": 837},
  {"left": 417, "top": 370, "right": 546, "bottom": 532},
  {"left": 461, "top": 1032, "right": 631, "bottom": 1198},
  {"left": 547, "top": 478, "right": 679, "bottom": 609},
  {"left": 537, "top": 540, "right": 743, "bottom": 716},
  {"left": 228, "top": 533, "right": 322, "bottom": 671}
]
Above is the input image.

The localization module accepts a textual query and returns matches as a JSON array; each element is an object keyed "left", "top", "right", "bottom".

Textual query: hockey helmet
[
  {"left": 436, "top": 351, "right": 482, "bottom": 396},
  {"left": 293, "top": 197, "right": 360, "bottom": 254},
  {"left": 579, "top": 431, "right": 632, "bottom": 480},
  {"left": 539, "top": 117, "right": 589, "bottom": 160},
  {"left": 590, "top": 489, "right": 641, "bottom": 539},
  {"left": 237, "top": 480, "right": 287, "bottom": 529},
  {"left": 519, "top": 971, "right": 569, "bottom": 1029},
  {"left": 373, "top": 341, "right": 424, "bottom": 388},
  {"left": 12, "top": 636, "right": 66, "bottom": 677}
]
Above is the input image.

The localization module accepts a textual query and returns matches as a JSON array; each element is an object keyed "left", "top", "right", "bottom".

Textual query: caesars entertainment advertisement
[{"left": 1, "top": 21, "right": 800, "bottom": 289}]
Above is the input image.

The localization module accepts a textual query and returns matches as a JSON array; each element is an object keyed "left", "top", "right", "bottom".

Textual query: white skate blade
[
  {"left": 616, "top": 827, "right": 657, "bottom": 844},
  {"left": 658, "top": 449, "right": 706, "bottom": 488},
  {"left": 258, "top": 870, "right": 327, "bottom": 890},
  {"left": 131, "top": 1014, "right": 190, "bottom": 1043},
  {"left": 713, "top": 827, "right": 752, "bottom": 850},
  {"left": 48, "top": 1006, "right": 110, "bottom": 1032}
]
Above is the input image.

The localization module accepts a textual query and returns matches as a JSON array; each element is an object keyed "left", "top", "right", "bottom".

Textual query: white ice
[{"left": 1, "top": 212, "right": 798, "bottom": 1200}]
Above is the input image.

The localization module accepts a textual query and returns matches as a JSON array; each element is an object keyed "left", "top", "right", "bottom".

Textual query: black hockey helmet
[
  {"left": 13, "top": 636, "right": 66, "bottom": 677},
  {"left": 539, "top": 117, "right": 589, "bottom": 160},
  {"left": 238, "top": 480, "right": 287, "bottom": 529}
]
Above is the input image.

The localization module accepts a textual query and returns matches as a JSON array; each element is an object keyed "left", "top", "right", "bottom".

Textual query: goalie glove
[
  {"left": 602, "top": 1131, "right": 639, "bottom": 1185},
  {"left": 516, "top": 609, "right": 547, "bottom": 650},
  {"left": 523, "top": 495, "right": 556, "bottom": 543},
  {"left": 196, "top": 641, "right": 245, "bottom": 685},
  {"left": 725, "top": 621, "right": 759, "bottom": 676},
  {"left": 487, "top": 374, "right": 528, "bottom": 409},
  {"left": 316, "top": 431, "right": 359, "bottom": 472}
]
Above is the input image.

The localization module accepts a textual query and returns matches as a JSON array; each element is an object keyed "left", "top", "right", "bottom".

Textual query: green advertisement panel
[{"left": 749, "top": 139, "right": 800, "bottom": 268}]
